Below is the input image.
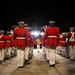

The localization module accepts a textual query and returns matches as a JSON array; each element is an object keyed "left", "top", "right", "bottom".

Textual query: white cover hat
[
  {"left": 0, "top": 30, "right": 5, "bottom": 32},
  {"left": 18, "top": 21, "right": 25, "bottom": 24},
  {"left": 70, "top": 27, "right": 74, "bottom": 30},
  {"left": 49, "top": 21, "right": 55, "bottom": 24}
]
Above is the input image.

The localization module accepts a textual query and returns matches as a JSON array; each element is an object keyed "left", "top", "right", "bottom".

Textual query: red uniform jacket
[
  {"left": 26, "top": 31, "right": 33, "bottom": 47},
  {"left": 10, "top": 34, "right": 15, "bottom": 47},
  {"left": 13, "top": 27, "right": 28, "bottom": 49},
  {"left": 30, "top": 39, "right": 34, "bottom": 47},
  {"left": 12, "top": 40, "right": 15, "bottom": 47},
  {"left": 66, "top": 32, "right": 75, "bottom": 45},
  {"left": 5, "top": 35, "right": 13, "bottom": 47},
  {"left": 0, "top": 35, "right": 6, "bottom": 49},
  {"left": 41, "top": 34, "right": 45, "bottom": 46},
  {"left": 59, "top": 36, "right": 66, "bottom": 46},
  {"left": 44, "top": 27, "right": 60, "bottom": 48}
]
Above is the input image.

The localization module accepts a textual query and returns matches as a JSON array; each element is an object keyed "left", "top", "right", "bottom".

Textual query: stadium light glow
[
  {"left": 31, "top": 31, "right": 39, "bottom": 36},
  {"left": 33, "top": 31, "right": 39, "bottom": 36}
]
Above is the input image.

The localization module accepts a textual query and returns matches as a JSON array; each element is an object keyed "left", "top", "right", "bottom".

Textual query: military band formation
[{"left": 0, "top": 20, "right": 75, "bottom": 68}]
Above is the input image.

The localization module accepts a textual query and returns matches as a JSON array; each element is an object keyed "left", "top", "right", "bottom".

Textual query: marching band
[{"left": 0, "top": 20, "right": 75, "bottom": 68}]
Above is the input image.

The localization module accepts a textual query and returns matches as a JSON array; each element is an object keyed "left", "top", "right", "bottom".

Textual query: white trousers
[
  {"left": 56, "top": 46, "right": 62, "bottom": 54},
  {"left": 37, "top": 45, "right": 40, "bottom": 52},
  {"left": 25, "top": 47, "right": 30, "bottom": 60},
  {"left": 65, "top": 47, "right": 69, "bottom": 58},
  {"left": 29, "top": 47, "right": 34, "bottom": 58},
  {"left": 17, "top": 49, "right": 25, "bottom": 67},
  {"left": 12, "top": 47, "right": 17, "bottom": 56},
  {"left": 62, "top": 47, "right": 66, "bottom": 56},
  {"left": 42, "top": 46, "right": 45, "bottom": 55},
  {"left": 6, "top": 47, "right": 12, "bottom": 58},
  {"left": 69, "top": 45, "right": 75, "bottom": 60},
  {"left": 11, "top": 46, "right": 15, "bottom": 56},
  {"left": 49, "top": 48, "right": 56, "bottom": 65},
  {"left": 0, "top": 49, "right": 4, "bottom": 61},
  {"left": 45, "top": 48, "right": 49, "bottom": 60}
]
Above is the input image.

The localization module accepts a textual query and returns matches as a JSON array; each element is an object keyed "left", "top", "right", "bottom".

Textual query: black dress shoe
[
  {"left": 18, "top": 66, "right": 21, "bottom": 68},
  {"left": 47, "top": 60, "right": 49, "bottom": 62},
  {"left": 49, "top": 64, "right": 55, "bottom": 67},
  {"left": 25, "top": 59, "right": 29, "bottom": 61},
  {"left": 20, "top": 66, "right": 24, "bottom": 68}
]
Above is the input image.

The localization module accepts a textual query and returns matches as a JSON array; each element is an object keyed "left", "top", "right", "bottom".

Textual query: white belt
[
  {"left": 16, "top": 37, "right": 25, "bottom": 39},
  {"left": 48, "top": 36, "right": 57, "bottom": 38},
  {"left": 7, "top": 41, "right": 11, "bottom": 42},
  {"left": 0, "top": 41, "right": 4, "bottom": 43}
]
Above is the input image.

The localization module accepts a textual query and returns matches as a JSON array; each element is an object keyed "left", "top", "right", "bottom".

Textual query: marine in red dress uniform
[
  {"left": 13, "top": 21, "right": 28, "bottom": 68},
  {"left": 44, "top": 21, "right": 60, "bottom": 66},
  {"left": 42, "top": 25, "right": 49, "bottom": 61},
  {"left": 24, "top": 30, "right": 33, "bottom": 61},
  {"left": 59, "top": 33, "right": 69, "bottom": 57},
  {"left": 65, "top": 27, "right": 75, "bottom": 60},
  {"left": 11, "top": 25, "right": 18, "bottom": 56},
  {"left": 29, "top": 37, "right": 34, "bottom": 59},
  {"left": 5, "top": 31, "right": 13, "bottom": 58},
  {"left": 0, "top": 30, "right": 6, "bottom": 63}
]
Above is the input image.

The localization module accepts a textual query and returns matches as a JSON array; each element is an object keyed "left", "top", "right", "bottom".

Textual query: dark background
[{"left": 0, "top": 0, "right": 75, "bottom": 33}]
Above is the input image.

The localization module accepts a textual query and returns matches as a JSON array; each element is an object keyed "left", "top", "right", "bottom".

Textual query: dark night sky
[{"left": 0, "top": 0, "right": 75, "bottom": 32}]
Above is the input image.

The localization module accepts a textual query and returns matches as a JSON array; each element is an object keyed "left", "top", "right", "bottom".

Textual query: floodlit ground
[{"left": 0, "top": 49, "right": 75, "bottom": 75}]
